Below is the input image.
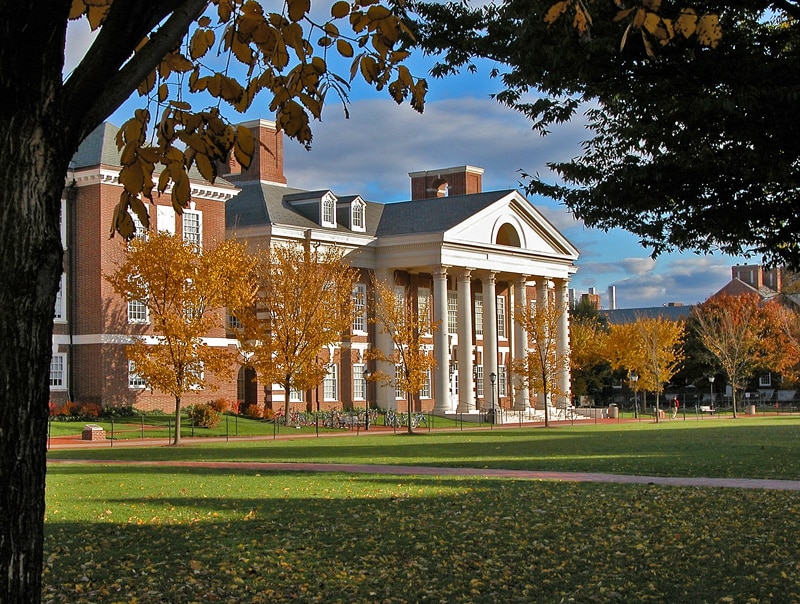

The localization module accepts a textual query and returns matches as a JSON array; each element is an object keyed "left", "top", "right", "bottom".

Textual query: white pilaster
[
  {"left": 456, "top": 269, "right": 475, "bottom": 412},
  {"left": 433, "top": 267, "right": 451, "bottom": 413}
]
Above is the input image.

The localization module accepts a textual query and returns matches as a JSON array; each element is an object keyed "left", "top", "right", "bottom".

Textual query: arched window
[{"left": 496, "top": 223, "right": 521, "bottom": 247}]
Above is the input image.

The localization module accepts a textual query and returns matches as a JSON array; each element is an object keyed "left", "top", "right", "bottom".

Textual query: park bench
[{"left": 699, "top": 405, "right": 715, "bottom": 416}]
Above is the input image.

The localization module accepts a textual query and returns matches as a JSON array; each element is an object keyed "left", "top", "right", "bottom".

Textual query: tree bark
[{"left": 0, "top": 4, "right": 71, "bottom": 600}]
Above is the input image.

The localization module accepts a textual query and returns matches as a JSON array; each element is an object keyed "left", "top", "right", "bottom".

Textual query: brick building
[{"left": 52, "top": 118, "right": 580, "bottom": 416}]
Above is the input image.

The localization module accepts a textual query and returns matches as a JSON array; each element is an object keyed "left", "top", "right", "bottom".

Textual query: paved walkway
[{"left": 48, "top": 459, "right": 800, "bottom": 491}]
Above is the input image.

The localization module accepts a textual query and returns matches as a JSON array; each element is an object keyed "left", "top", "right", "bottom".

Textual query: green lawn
[
  {"left": 44, "top": 418, "right": 800, "bottom": 603},
  {"left": 50, "top": 416, "right": 800, "bottom": 480}
]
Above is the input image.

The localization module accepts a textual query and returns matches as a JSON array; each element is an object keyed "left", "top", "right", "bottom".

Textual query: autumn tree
[
  {"left": 106, "top": 232, "right": 253, "bottom": 444},
  {"left": 0, "top": 1, "right": 425, "bottom": 598},
  {"left": 231, "top": 243, "right": 356, "bottom": 424},
  {"left": 569, "top": 306, "right": 609, "bottom": 404},
  {"left": 367, "top": 278, "right": 437, "bottom": 434},
  {"left": 513, "top": 289, "right": 570, "bottom": 427},
  {"left": 692, "top": 293, "right": 787, "bottom": 417},
  {"left": 605, "top": 316, "right": 684, "bottom": 421},
  {"left": 414, "top": 1, "right": 800, "bottom": 267}
]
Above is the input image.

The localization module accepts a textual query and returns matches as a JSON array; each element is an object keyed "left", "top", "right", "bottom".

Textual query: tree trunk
[
  {"left": 173, "top": 395, "right": 183, "bottom": 445},
  {"left": 0, "top": 5, "right": 72, "bottom": 600}
]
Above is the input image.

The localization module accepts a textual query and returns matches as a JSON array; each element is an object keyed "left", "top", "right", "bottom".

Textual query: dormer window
[
  {"left": 320, "top": 192, "right": 336, "bottom": 228},
  {"left": 351, "top": 198, "right": 366, "bottom": 232}
]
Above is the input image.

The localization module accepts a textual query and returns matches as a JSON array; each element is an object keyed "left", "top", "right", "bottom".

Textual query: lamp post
[
  {"left": 630, "top": 372, "right": 639, "bottom": 419},
  {"left": 490, "top": 372, "right": 497, "bottom": 429},
  {"left": 363, "top": 370, "right": 370, "bottom": 431},
  {"left": 708, "top": 375, "right": 715, "bottom": 411}
]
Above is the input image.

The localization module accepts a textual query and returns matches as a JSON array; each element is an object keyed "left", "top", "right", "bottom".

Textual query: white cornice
[{"left": 69, "top": 168, "right": 239, "bottom": 202}]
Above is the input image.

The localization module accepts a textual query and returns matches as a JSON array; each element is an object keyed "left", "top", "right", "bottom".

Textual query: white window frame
[
  {"left": 474, "top": 293, "right": 483, "bottom": 336},
  {"left": 417, "top": 287, "right": 431, "bottom": 334},
  {"left": 496, "top": 295, "right": 507, "bottom": 339},
  {"left": 352, "top": 283, "right": 367, "bottom": 333},
  {"left": 182, "top": 209, "right": 202, "bottom": 248},
  {"left": 54, "top": 273, "right": 66, "bottom": 322},
  {"left": 351, "top": 199, "right": 365, "bottom": 231},
  {"left": 476, "top": 364, "right": 484, "bottom": 398},
  {"left": 130, "top": 208, "right": 149, "bottom": 240},
  {"left": 128, "top": 298, "right": 149, "bottom": 324},
  {"left": 227, "top": 312, "right": 242, "bottom": 331},
  {"left": 394, "top": 364, "right": 405, "bottom": 399},
  {"left": 498, "top": 365, "right": 508, "bottom": 398},
  {"left": 322, "top": 195, "right": 335, "bottom": 227},
  {"left": 353, "top": 364, "right": 366, "bottom": 400},
  {"left": 49, "top": 353, "right": 67, "bottom": 390},
  {"left": 421, "top": 369, "right": 431, "bottom": 398},
  {"left": 324, "top": 364, "right": 338, "bottom": 400},
  {"left": 128, "top": 360, "right": 146, "bottom": 389},
  {"left": 289, "top": 387, "right": 303, "bottom": 402},
  {"left": 447, "top": 291, "right": 458, "bottom": 333},
  {"left": 759, "top": 373, "right": 772, "bottom": 387},
  {"left": 188, "top": 361, "right": 205, "bottom": 390}
]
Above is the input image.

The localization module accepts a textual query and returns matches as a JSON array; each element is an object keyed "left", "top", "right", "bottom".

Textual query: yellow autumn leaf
[{"left": 544, "top": 1, "right": 569, "bottom": 26}]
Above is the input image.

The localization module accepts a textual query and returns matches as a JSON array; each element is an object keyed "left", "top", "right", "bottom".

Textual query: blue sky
[{"left": 66, "top": 15, "right": 749, "bottom": 310}]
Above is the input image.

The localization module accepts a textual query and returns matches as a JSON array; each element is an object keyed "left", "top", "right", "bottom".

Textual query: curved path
[{"left": 48, "top": 459, "right": 800, "bottom": 491}]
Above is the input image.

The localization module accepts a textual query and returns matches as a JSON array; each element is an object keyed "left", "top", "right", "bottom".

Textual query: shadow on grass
[{"left": 44, "top": 468, "right": 800, "bottom": 604}]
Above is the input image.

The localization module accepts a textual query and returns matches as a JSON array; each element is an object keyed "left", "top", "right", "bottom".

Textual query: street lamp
[
  {"left": 708, "top": 375, "right": 715, "bottom": 411},
  {"left": 630, "top": 372, "right": 639, "bottom": 419},
  {"left": 490, "top": 372, "right": 497, "bottom": 429}
]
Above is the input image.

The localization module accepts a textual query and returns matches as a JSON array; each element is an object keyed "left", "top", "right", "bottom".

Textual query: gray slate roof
[
  {"left": 601, "top": 306, "right": 693, "bottom": 324},
  {"left": 72, "top": 122, "right": 122, "bottom": 168}
]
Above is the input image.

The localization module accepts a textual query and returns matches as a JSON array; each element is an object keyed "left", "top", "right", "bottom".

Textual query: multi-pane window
[
  {"left": 322, "top": 196, "right": 335, "bottom": 224},
  {"left": 289, "top": 387, "right": 303, "bottom": 402},
  {"left": 476, "top": 364, "right": 484, "bottom": 398},
  {"left": 128, "top": 299, "right": 148, "bottom": 324},
  {"left": 498, "top": 365, "right": 508, "bottom": 397},
  {"left": 54, "top": 274, "right": 65, "bottom": 321},
  {"left": 394, "top": 364, "right": 405, "bottom": 399},
  {"left": 474, "top": 293, "right": 483, "bottom": 336},
  {"left": 227, "top": 313, "right": 242, "bottom": 331},
  {"left": 352, "top": 284, "right": 367, "bottom": 332},
  {"left": 182, "top": 210, "right": 202, "bottom": 248},
  {"left": 394, "top": 286, "right": 406, "bottom": 316},
  {"left": 352, "top": 201, "right": 364, "bottom": 229},
  {"left": 324, "top": 364, "right": 338, "bottom": 400},
  {"left": 447, "top": 291, "right": 458, "bottom": 333},
  {"left": 49, "top": 354, "right": 66, "bottom": 389},
  {"left": 421, "top": 369, "right": 432, "bottom": 398},
  {"left": 417, "top": 287, "right": 431, "bottom": 333},
  {"left": 353, "top": 364, "right": 366, "bottom": 400},
  {"left": 496, "top": 295, "right": 507, "bottom": 339},
  {"left": 130, "top": 209, "right": 148, "bottom": 240},
  {"left": 759, "top": 373, "right": 772, "bottom": 387},
  {"left": 128, "top": 360, "right": 146, "bottom": 389},
  {"left": 188, "top": 362, "right": 204, "bottom": 390}
]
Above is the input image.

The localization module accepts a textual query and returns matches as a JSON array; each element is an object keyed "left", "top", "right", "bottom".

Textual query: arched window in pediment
[{"left": 496, "top": 223, "right": 521, "bottom": 247}]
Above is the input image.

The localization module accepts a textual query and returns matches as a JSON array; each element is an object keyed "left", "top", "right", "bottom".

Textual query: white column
[
  {"left": 556, "top": 279, "right": 572, "bottom": 408},
  {"left": 534, "top": 279, "right": 551, "bottom": 410},
  {"left": 432, "top": 267, "right": 451, "bottom": 413},
  {"left": 481, "top": 271, "right": 498, "bottom": 412},
  {"left": 513, "top": 276, "right": 530, "bottom": 411},
  {"left": 456, "top": 269, "right": 474, "bottom": 412},
  {"left": 374, "top": 270, "right": 396, "bottom": 410}
]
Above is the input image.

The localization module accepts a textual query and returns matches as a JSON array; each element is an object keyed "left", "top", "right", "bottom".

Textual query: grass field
[{"left": 44, "top": 418, "right": 800, "bottom": 603}]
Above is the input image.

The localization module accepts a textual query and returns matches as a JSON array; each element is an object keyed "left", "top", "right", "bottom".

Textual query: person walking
[{"left": 671, "top": 397, "right": 680, "bottom": 420}]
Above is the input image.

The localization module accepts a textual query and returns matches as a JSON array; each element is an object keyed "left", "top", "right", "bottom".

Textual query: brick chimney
[
  {"left": 408, "top": 166, "right": 484, "bottom": 200},
  {"left": 219, "top": 118, "right": 286, "bottom": 185}
]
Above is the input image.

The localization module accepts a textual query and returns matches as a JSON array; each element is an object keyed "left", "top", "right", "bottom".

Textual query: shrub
[
  {"left": 100, "top": 405, "right": 136, "bottom": 419},
  {"left": 262, "top": 408, "right": 275, "bottom": 421},
  {"left": 242, "top": 404, "right": 262, "bottom": 419},
  {"left": 50, "top": 401, "right": 102, "bottom": 421},
  {"left": 208, "top": 398, "right": 230, "bottom": 414},
  {"left": 187, "top": 403, "right": 221, "bottom": 429}
]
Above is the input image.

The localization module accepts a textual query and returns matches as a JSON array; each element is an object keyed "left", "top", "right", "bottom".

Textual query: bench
[{"left": 699, "top": 405, "right": 715, "bottom": 416}]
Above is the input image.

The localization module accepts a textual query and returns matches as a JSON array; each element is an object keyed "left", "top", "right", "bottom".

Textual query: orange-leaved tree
[
  {"left": 230, "top": 243, "right": 356, "bottom": 424},
  {"left": 106, "top": 232, "right": 254, "bottom": 444},
  {"left": 366, "top": 278, "right": 437, "bottom": 434},
  {"left": 692, "top": 293, "right": 786, "bottom": 417},
  {"left": 605, "top": 316, "right": 684, "bottom": 421},
  {"left": 513, "top": 289, "right": 570, "bottom": 428}
]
